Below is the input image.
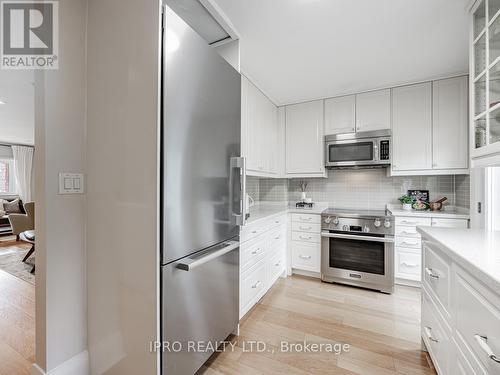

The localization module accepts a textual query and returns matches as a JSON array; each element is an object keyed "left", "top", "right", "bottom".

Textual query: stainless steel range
[{"left": 321, "top": 209, "right": 395, "bottom": 293}]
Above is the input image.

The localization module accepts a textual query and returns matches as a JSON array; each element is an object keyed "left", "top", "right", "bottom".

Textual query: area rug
[{"left": 0, "top": 241, "right": 35, "bottom": 285}]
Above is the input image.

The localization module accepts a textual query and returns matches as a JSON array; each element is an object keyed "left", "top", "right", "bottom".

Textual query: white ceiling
[
  {"left": 213, "top": 0, "right": 470, "bottom": 105},
  {"left": 0, "top": 71, "right": 35, "bottom": 145}
]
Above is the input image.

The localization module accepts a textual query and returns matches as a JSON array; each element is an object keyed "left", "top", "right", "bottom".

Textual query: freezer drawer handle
[
  {"left": 177, "top": 240, "right": 239, "bottom": 271},
  {"left": 474, "top": 335, "right": 500, "bottom": 363}
]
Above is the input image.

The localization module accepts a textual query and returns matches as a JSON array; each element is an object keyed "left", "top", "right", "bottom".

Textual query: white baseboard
[
  {"left": 395, "top": 278, "right": 421, "bottom": 288},
  {"left": 31, "top": 350, "right": 89, "bottom": 375},
  {"left": 291, "top": 269, "right": 320, "bottom": 279}
]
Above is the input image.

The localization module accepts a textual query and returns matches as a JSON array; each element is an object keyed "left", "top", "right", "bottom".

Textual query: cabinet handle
[
  {"left": 299, "top": 235, "right": 312, "bottom": 240},
  {"left": 299, "top": 226, "right": 312, "bottom": 230},
  {"left": 299, "top": 217, "right": 312, "bottom": 221},
  {"left": 425, "top": 267, "right": 439, "bottom": 279},
  {"left": 424, "top": 326, "right": 439, "bottom": 343},
  {"left": 401, "top": 220, "right": 418, "bottom": 225},
  {"left": 251, "top": 248, "right": 262, "bottom": 255},
  {"left": 433, "top": 163, "right": 438, "bottom": 168},
  {"left": 299, "top": 255, "right": 311, "bottom": 259},
  {"left": 274, "top": 261, "right": 281, "bottom": 266},
  {"left": 274, "top": 236, "right": 280, "bottom": 240},
  {"left": 400, "top": 230, "right": 414, "bottom": 235},
  {"left": 275, "top": 220, "right": 280, "bottom": 224},
  {"left": 401, "top": 241, "right": 418, "bottom": 246},
  {"left": 402, "top": 262, "right": 418, "bottom": 267},
  {"left": 252, "top": 230, "right": 258, "bottom": 234},
  {"left": 474, "top": 335, "right": 500, "bottom": 363},
  {"left": 252, "top": 281, "right": 262, "bottom": 289}
]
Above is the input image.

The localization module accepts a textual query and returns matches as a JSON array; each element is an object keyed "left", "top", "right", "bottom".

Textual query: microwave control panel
[{"left": 379, "top": 140, "right": 390, "bottom": 160}]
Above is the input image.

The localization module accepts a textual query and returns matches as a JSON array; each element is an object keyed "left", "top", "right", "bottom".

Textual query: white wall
[
  {"left": 33, "top": 0, "right": 88, "bottom": 372},
  {"left": 86, "top": 0, "right": 161, "bottom": 373}
]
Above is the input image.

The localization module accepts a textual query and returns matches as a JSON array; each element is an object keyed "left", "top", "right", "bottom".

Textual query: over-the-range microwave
[{"left": 325, "top": 129, "right": 391, "bottom": 169}]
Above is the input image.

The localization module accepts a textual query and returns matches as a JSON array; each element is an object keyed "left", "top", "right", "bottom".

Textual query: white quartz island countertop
[
  {"left": 417, "top": 227, "right": 500, "bottom": 294},
  {"left": 387, "top": 204, "right": 470, "bottom": 219},
  {"left": 246, "top": 203, "right": 328, "bottom": 225}
]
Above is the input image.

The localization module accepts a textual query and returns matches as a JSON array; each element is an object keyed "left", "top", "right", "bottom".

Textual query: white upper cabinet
[
  {"left": 285, "top": 100, "right": 326, "bottom": 177},
  {"left": 356, "top": 89, "right": 391, "bottom": 132},
  {"left": 432, "top": 76, "right": 468, "bottom": 170},
  {"left": 324, "top": 95, "right": 356, "bottom": 135},
  {"left": 241, "top": 75, "right": 280, "bottom": 177},
  {"left": 392, "top": 82, "right": 433, "bottom": 172}
]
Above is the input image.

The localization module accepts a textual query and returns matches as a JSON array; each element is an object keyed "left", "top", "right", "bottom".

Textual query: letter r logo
[{"left": 2, "top": 1, "right": 55, "bottom": 55}]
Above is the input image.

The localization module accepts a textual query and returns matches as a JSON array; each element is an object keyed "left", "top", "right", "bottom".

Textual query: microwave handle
[{"left": 373, "top": 143, "right": 378, "bottom": 161}]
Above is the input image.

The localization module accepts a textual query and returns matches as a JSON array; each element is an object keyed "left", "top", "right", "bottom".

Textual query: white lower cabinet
[
  {"left": 290, "top": 213, "right": 321, "bottom": 273},
  {"left": 421, "top": 238, "right": 500, "bottom": 375},
  {"left": 239, "top": 215, "right": 287, "bottom": 319},
  {"left": 395, "top": 215, "right": 468, "bottom": 283}
]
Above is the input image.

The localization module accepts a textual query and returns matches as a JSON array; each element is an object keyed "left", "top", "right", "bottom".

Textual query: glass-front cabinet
[{"left": 472, "top": 0, "right": 500, "bottom": 158}]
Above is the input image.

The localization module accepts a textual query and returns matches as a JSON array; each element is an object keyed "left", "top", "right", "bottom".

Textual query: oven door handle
[{"left": 321, "top": 231, "right": 394, "bottom": 243}]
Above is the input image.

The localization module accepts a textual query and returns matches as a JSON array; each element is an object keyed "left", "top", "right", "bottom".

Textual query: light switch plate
[{"left": 58, "top": 173, "right": 84, "bottom": 194}]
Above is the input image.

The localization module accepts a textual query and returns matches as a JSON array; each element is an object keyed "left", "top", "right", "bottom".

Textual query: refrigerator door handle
[
  {"left": 176, "top": 240, "right": 239, "bottom": 271},
  {"left": 230, "top": 156, "right": 246, "bottom": 226}
]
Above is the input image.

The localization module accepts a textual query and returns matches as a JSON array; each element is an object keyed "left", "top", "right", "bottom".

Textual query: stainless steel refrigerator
[{"left": 161, "top": 6, "right": 245, "bottom": 375}]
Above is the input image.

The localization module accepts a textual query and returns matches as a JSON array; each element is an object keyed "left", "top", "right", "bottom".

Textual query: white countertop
[
  {"left": 245, "top": 202, "right": 328, "bottom": 225},
  {"left": 417, "top": 227, "right": 500, "bottom": 294},
  {"left": 386, "top": 204, "right": 470, "bottom": 220}
]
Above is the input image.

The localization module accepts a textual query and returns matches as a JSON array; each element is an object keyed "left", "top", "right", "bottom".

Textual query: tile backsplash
[{"left": 247, "top": 169, "right": 470, "bottom": 210}]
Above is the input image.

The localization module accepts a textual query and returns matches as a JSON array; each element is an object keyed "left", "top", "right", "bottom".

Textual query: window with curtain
[{"left": 0, "top": 159, "right": 16, "bottom": 194}]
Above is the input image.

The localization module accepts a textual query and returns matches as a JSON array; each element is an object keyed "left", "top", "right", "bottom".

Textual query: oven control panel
[{"left": 322, "top": 215, "right": 394, "bottom": 236}]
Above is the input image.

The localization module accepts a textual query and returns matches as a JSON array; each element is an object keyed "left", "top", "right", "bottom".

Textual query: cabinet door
[
  {"left": 356, "top": 89, "right": 391, "bottom": 132},
  {"left": 241, "top": 76, "right": 259, "bottom": 171},
  {"left": 432, "top": 76, "right": 468, "bottom": 170},
  {"left": 324, "top": 95, "right": 355, "bottom": 134},
  {"left": 392, "top": 83, "right": 432, "bottom": 171},
  {"left": 285, "top": 100, "right": 325, "bottom": 174}
]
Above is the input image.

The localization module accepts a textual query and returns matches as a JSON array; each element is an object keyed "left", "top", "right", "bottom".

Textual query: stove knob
[
  {"left": 363, "top": 225, "right": 370, "bottom": 233},
  {"left": 324, "top": 216, "right": 332, "bottom": 224},
  {"left": 342, "top": 225, "right": 349, "bottom": 232},
  {"left": 384, "top": 219, "right": 391, "bottom": 228},
  {"left": 333, "top": 217, "right": 339, "bottom": 225},
  {"left": 373, "top": 218, "right": 381, "bottom": 228}
]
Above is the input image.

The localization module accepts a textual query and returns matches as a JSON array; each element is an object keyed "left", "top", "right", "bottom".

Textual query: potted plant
[{"left": 398, "top": 195, "right": 414, "bottom": 211}]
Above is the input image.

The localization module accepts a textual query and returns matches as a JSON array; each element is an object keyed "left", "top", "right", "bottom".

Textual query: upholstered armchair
[{"left": 9, "top": 202, "right": 34, "bottom": 239}]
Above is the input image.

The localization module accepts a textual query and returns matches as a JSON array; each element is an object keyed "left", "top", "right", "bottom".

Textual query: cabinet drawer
[
  {"left": 422, "top": 290, "right": 450, "bottom": 375},
  {"left": 269, "top": 226, "right": 286, "bottom": 247},
  {"left": 291, "top": 221, "right": 321, "bottom": 233},
  {"left": 423, "top": 243, "right": 451, "bottom": 319},
  {"left": 431, "top": 218, "right": 468, "bottom": 228},
  {"left": 291, "top": 231, "right": 320, "bottom": 243},
  {"left": 269, "top": 215, "right": 287, "bottom": 228},
  {"left": 395, "top": 225, "right": 421, "bottom": 238},
  {"left": 395, "top": 249, "right": 421, "bottom": 280},
  {"left": 241, "top": 223, "right": 267, "bottom": 243},
  {"left": 241, "top": 237, "right": 267, "bottom": 271},
  {"left": 291, "top": 213, "right": 321, "bottom": 224},
  {"left": 395, "top": 236, "right": 421, "bottom": 249},
  {"left": 291, "top": 242, "right": 320, "bottom": 272},
  {"left": 269, "top": 250, "right": 285, "bottom": 284},
  {"left": 455, "top": 269, "right": 500, "bottom": 375},
  {"left": 395, "top": 216, "right": 432, "bottom": 227},
  {"left": 240, "top": 260, "right": 267, "bottom": 315}
]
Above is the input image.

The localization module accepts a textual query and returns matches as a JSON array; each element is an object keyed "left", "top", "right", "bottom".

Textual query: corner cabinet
[
  {"left": 390, "top": 77, "right": 469, "bottom": 176},
  {"left": 470, "top": 0, "right": 500, "bottom": 166},
  {"left": 241, "top": 75, "right": 280, "bottom": 177},
  {"left": 285, "top": 100, "right": 326, "bottom": 177}
]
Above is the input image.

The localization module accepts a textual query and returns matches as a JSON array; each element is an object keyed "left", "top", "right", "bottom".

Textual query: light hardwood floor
[
  {"left": 0, "top": 268, "right": 35, "bottom": 375},
  {"left": 202, "top": 275, "right": 435, "bottom": 375}
]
